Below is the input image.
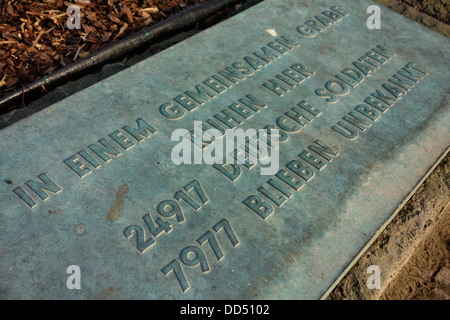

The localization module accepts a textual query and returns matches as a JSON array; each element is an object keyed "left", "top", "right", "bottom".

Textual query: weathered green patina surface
[{"left": 0, "top": 0, "right": 448, "bottom": 299}]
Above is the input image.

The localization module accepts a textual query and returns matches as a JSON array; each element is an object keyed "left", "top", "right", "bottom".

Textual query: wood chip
[
  {"left": 0, "top": 74, "right": 7, "bottom": 88},
  {"left": 0, "top": 0, "right": 220, "bottom": 105},
  {"left": 114, "top": 23, "right": 128, "bottom": 40}
]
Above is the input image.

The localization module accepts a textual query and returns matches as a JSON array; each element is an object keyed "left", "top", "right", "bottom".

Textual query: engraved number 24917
[{"left": 123, "top": 179, "right": 208, "bottom": 253}]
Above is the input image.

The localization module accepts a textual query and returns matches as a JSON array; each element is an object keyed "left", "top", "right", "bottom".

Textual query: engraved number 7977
[{"left": 161, "top": 218, "right": 239, "bottom": 292}]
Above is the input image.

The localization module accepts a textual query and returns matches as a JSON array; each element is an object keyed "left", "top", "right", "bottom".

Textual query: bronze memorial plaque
[{"left": 0, "top": 0, "right": 449, "bottom": 300}]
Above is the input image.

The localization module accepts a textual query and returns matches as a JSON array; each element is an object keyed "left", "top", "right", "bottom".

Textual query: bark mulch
[{"left": 0, "top": 0, "right": 212, "bottom": 106}]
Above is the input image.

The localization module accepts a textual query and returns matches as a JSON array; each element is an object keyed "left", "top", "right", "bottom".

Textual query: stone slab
[{"left": 0, "top": 0, "right": 449, "bottom": 299}]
